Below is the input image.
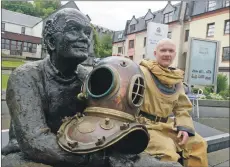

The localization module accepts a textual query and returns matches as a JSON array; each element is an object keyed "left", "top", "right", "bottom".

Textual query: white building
[{"left": 1, "top": 9, "right": 43, "bottom": 59}]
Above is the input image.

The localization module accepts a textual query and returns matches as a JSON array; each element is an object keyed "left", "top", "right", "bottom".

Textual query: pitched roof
[
  {"left": 93, "top": 24, "right": 114, "bottom": 33},
  {"left": 125, "top": 2, "right": 181, "bottom": 35},
  {"left": 113, "top": 30, "right": 125, "bottom": 43},
  {"left": 2, "top": 9, "right": 42, "bottom": 27}
]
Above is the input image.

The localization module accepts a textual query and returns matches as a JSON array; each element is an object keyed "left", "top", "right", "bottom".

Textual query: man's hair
[
  {"left": 42, "top": 8, "right": 90, "bottom": 55},
  {"left": 42, "top": 9, "right": 69, "bottom": 55}
]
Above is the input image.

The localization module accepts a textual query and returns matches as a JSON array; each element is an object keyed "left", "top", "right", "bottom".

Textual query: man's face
[
  {"left": 53, "top": 11, "right": 92, "bottom": 62},
  {"left": 154, "top": 41, "right": 176, "bottom": 68}
]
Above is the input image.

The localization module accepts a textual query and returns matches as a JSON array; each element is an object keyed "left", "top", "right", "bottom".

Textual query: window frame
[
  {"left": 222, "top": 47, "right": 230, "bottom": 61},
  {"left": 167, "top": 31, "right": 172, "bottom": 39},
  {"left": 130, "top": 24, "right": 135, "bottom": 32},
  {"left": 144, "top": 37, "right": 146, "bottom": 47},
  {"left": 224, "top": 20, "right": 230, "bottom": 34},
  {"left": 185, "top": 30, "right": 189, "bottom": 42},
  {"left": 129, "top": 40, "right": 134, "bottom": 49},
  {"left": 118, "top": 47, "right": 123, "bottom": 54},
  {"left": 1, "top": 38, "right": 10, "bottom": 50},
  {"left": 206, "top": 23, "right": 215, "bottom": 37},
  {"left": 164, "top": 11, "right": 173, "bottom": 23},
  {"left": 21, "top": 27, "right": 25, "bottom": 34},
  {"left": 207, "top": 1, "right": 216, "bottom": 11}
]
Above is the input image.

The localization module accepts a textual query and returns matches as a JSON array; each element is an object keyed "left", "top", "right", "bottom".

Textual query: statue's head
[{"left": 43, "top": 8, "right": 92, "bottom": 63}]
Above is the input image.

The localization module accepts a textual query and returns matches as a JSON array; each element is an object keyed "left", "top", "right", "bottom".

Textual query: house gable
[
  {"left": 129, "top": 16, "right": 138, "bottom": 25},
  {"left": 144, "top": 9, "right": 154, "bottom": 20},
  {"left": 163, "top": 1, "right": 176, "bottom": 14}
]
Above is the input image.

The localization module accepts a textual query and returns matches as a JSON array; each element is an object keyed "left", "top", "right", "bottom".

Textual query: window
[
  {"left": 118, "top": 47, "right": 123, "bottom": 54},
  {"left": 11, "top": 40, "right": 17, "bottom": 50},
  {"left": 118, "top": 33, "right": 123, "bottom": 39},
  {"left": 224, "top": 20, "right": 229, "bottom": 34},
  {"left": 23, "top": 42, "right": 28, "bottom": 52},
  {"left": 1, "top": 39, "right": 10, "bottom": 50},
  {"left": 130, "top": 24, "right": 135, "bottom": 32},
  {"left": 129, "top": 40, "right": 134, "bottom": 49},
  {"left": 23, "top": 42, "right": 36, "bottom": 53},
  {"left": 167, "top": 31, "right": 172, "bottom": 39},
  {"left": 144, "top": 37, "right": 146, "bottom": 47},
  {"left": 21, "top": 27, "right": 25, "bottom": 34},
  {"left": 207, "top": 23, "right": 215, "bottom": 37},
  {"left": 164, "top": 12, "right": 173, "bottom": 23},
  {"left": 1, "top": 22, "right": 5, "bottom": 31},
  {"left": 208, "top": 1, "right": 216, "bottom": 11},
  {"left": 32, "top": 44, "right": 37, "bottom": 53},
  {"left": 145, "top": 19, "right": 152, "bottom": 26},
  {"left": 28, "top": 43, "right": 32, "bottom": 52},
  {"left": 17, "top": 41, "right": 22, "bottom": 50},
  {"left": 185, "top": 30, "right": 189, "bottom": 42},
  {"left": 222, "top": 47, "right": 230, "bottom": 61},
  {"left": 225, "top": 1, "right": 230, "bottom": 7}
]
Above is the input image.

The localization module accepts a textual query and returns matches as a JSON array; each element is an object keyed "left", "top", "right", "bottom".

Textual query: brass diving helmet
[{"left": 57, "top": 56, "right": 149, "bottom": 154}]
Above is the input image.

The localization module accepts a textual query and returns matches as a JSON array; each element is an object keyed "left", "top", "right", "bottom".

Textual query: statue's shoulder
[{"left": 10, "top": 59, "right": 44, "bottom": 81}]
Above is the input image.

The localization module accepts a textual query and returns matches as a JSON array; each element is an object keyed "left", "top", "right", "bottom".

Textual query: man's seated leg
[
  {"left": 2, "top": 152, "right": 52, "bottom": 167},
  {"left": 182, "top": 132, "right": 208, "bottom": 167},
  {"left": 144, "top": 128, "right": 181, "bottom": 162}
]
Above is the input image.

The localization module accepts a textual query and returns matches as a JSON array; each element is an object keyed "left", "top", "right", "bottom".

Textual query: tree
[
  {"left": 2, "top": 1, "right": 38, "bottom": 16},
  {"left": 2, "top": 0, "right": 61, "bottom": 18},
  {"left": 92, "top": 25, "right": 101, "bottom": 58},
  {"left": 217, "top": 73, "right": 228, "bottom": 93},
  {"left": 99, "top": 34, "right": 113, "bottom": 58}
]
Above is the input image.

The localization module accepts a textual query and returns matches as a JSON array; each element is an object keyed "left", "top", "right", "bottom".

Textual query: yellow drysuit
[{"left": 139, "top": 60, "right": 208, "bottom": 167}]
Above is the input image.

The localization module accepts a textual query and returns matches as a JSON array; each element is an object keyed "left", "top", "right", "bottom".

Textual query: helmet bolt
[
  {"left": 95, "top": 136, "right": 106, "bottom": 146},
  {"left": 105, "top": 118, "right": 110, "bottom": 125},
  {"left": 120, "top": 122, "right": 130, "bottom": 130},
  {"left": 67, "top": 141, "right": 78, "bottom": 149}
]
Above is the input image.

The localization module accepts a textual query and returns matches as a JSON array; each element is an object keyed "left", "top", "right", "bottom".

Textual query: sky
[{"left": 62, "top": 1, "right": 180, "bottom": 31}]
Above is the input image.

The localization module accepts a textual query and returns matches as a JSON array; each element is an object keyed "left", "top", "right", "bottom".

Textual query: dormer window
[
  {"left": 164, "top": 12, "right": 173, "bottom": 23},
  {"left": 208, "top": 1, "right": 216, "bottom": 11},
  {"left": 145, "top": 19, "right": 152, "bottom": 26},
  {"left": 130, "top": 24, "right": 135, "bottom": 32},
  {"left": 118, "top": 33, "right": 123, "bottom": 39}
]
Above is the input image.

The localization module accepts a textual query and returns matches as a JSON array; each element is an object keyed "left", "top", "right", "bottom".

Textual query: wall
[
  {"left": 189, "top": 9, "right": 230, "bottom": 68},
  {"left": 168, "top": 23, "right": 183, "bottom": 68},
  {"left": 125, "top": 34, "right": 136, "bottom": 58},
  {"left": 1, "top": 49, "right": 10, "bottom": 55},
  {"left": 5, "top": 22, "right": 32, "bottom": 36},
  {"left": 135, "top": 31, "right": 146, "bottom": 63},
  {"left": 112, "top": 41, "right": 125, "bottom": 56},
  {"left": 32, "top": 21, "right": 43, "bottom": 38},
  {"left": 22, "top": 44, "right": 42, "bottom": 59}
]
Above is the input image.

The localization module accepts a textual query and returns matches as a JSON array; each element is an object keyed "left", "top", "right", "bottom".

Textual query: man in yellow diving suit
[{"left": 139, "top": 38, "right": 208, "bottom": 167}]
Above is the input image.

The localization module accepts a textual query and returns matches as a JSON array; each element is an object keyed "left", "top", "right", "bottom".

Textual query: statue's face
[{"left": 52, "top": 10, "right": 92, "bottom": 62}]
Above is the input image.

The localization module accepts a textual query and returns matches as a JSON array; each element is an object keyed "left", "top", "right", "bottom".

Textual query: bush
[
  {"left": 203, "top": 86, "right": 214, "bottom": 96},
  {"left": 219, "top": 88, "right": 230, "bottom": 100},
  {"left": 204, "top": 93, "right": 225, "bottom": 100},
  {"left": 217, "top": 73, "right": 228, "bottom": 94}
]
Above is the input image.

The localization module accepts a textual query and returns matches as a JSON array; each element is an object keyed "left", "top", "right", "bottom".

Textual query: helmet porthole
[{"left": 128, "top": 75, "right": 145, "bottom": 108}]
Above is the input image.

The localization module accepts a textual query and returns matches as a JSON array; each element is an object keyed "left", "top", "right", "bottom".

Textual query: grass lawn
[
  {"left": 2, "top": 60, "right": 25, "bottom": 68},
  {"left": 2, "top": 74, "right": 9, "bottom": 90}
]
